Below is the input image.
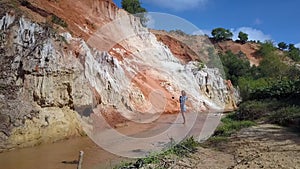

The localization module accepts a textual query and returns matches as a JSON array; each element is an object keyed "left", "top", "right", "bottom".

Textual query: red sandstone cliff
[{"left": 0, "top": 0, "right": 239, "bottom": 151}]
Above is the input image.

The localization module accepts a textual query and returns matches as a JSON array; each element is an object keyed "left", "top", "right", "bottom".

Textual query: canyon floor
[{"left": 0, "top": 113, "right": 299, "bottom": 169}]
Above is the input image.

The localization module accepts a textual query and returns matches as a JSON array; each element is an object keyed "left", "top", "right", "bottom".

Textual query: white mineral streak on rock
[
  {"left": 95, "top": 13, "right": 233, "bottom": 112},
  {"left": 0, "top": 13, "right": 15, "bottom": 30}
]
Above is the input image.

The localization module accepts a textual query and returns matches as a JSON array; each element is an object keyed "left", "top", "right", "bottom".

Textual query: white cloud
[
  {"left": 295, "top": 43, "right": 300, "bottom": 49},
  {"left": 143, "top": 0, "right": 207, "bottom": 11},
  {"left": 232, "top": 27, "right": 271, "bottom": 42}
]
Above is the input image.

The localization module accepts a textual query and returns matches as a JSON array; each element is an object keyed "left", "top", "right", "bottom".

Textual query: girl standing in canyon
[{"left": 179, "top": 90, "right": 188, "bottom": 124}]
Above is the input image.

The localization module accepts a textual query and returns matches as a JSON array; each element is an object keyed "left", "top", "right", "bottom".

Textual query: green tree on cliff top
[
  {"left": 238, "top": 31, "right": 248, "bottom": 44},
  {"left": 121, "top": 0, "right": 148, "bottom": 26},
  {"left": 211, "top": 28, "right": 233, "bottom": 42},
  {"left": 121, "top": 0, "right": 146, "bottom": 14}
]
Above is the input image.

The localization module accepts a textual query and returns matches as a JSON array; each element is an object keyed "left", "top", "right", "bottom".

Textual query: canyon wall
[{"left": 0, "top": 0, "right": 239, "bottom": 152}]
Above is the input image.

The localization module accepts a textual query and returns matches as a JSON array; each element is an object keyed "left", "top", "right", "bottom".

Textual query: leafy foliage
[
  {"left": 215, "top": 36, "right": 300, "bottom": 130},
  {"left": 237, "top": 41, "right": 289, "bottom": 80},
  {"left": 236, "top": 100, "right": 300, "bottom": 129},
  {"left": 278, "top": 42, "right": 288, "bottom": 50},
  {"left": 220, "top": 51, "right": 251, "bottom": 85},
  {"left": 286, "top": 65, "right": 300, "bottom": 79},
  {"left": 270, "top": 106, "right": 300, "bottom": 127},
  {"left": 211, "top": 28, "right": 233, "bottom": 41},
  {"left": 238, "top": 31, "right": 248, "bottom": 44},
  {"left": 288, "top": 44, "right": 300, "bottom": 61},
  {"left": 238, "top": 76, "right": 300, "bottom": 101},
  {"left": 121, "top": 0, "right": 148, "bottom": 26},
  {"left": 255, "top": 41, "right": 276, "bottom": 57},
  {"left": 121, "top": 0, "right": 146, "bottom": 14},
  {"left": 248, "top": 79, "right": 300, "bottom": 100},
  {"left": 217, "top": 38, "right": 299, "bottom": 103},
  {"left": 257, "top": 53, "right": 289, "bottom": 78},
  {"left": 235, "top": 100, "right": 282, "bottom": 121},
  {"left": 288, "top": 43, "right": 296, "bottom": 51}
]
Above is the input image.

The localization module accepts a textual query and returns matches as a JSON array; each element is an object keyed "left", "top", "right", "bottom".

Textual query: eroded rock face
[
  {"left": 0, "top": 0, "right": 240, "bottom": 152},
  {"left": 152, "top": 32, "right": 199, "bottom": 64},
  {"left": 0, "top": 13, "right": 88, "bottom": 152}
]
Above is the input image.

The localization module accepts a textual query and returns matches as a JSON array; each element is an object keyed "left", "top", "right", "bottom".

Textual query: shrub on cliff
[
  {"left": 278, "top": 42, "right": 288, "bottom": 50},
  {"left": 288, "top": 44, "right": 300, "bottom": 61},
  {"left": 220, "top": 51, "right": 251, "bottom": 86},
  {"left": 211, "top": 28, "right": 233, "bottom": 42},
  {"left": 121, "top": 0, "right": 146, "bottom": 14},
  {"left": 238, "top": 31, "right": 248, "bottom": 44},
  {"left": 121, "top": 0, "right": 148, "bottom": 26}
]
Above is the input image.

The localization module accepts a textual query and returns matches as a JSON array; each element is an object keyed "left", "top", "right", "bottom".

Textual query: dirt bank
[{"left": 170, "top": 124, "right": 300, "bottom": 169}]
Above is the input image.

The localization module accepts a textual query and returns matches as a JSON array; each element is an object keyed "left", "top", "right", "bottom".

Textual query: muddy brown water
[
  {"left": 0, "top": 111, "right": 222, "bottom": 169},
  {"left": 0, "top": 137, "right": 125, "bottom": 169},
  {"left": 0, "top": 114, "right": 177, "bottom": 169}
]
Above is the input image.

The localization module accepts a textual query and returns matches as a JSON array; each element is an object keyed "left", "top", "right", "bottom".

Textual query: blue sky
[{"left": 113, "top": 0, "right": 300, "bottom": 47}]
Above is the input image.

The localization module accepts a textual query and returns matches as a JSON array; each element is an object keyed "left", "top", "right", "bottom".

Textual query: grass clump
[
  {"left": 213, "top": 115, "right": 256, "bottom": 137},
  {"left": 206, "top": 136, "right": 228, "bottom": 143},
  {"left": 201, "top": 113, "right": 255, "bottom": 150},
  {"left": 114, "top": 137, "right": 199, "bottom": 169}
]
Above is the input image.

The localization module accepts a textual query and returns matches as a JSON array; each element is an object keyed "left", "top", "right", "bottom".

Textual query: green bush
[
  {"left": 255, "top": 41, "right": 276, "bottom": 58},
  {"left": 238, "top": 77, "right": 269, "bottom": 100},
  {"left": 278, "top": 42, "right": 288, "bottom": 50},
  {"left": 288, "top": 44, "right": 300, "bottom": 61},
  {"left": 270, "top": 106, "right": 300, "bottom": 128},
  {"left": 238, "top": 76, "right": 300, "bottom": 101},
  {"left": 238, "top": 31, "right": 248, "bottom": 44},
  {"left": 121, "top": 0, "right": 146, "bottom": 14},
  {"left": 220, "top": 51, "right": 251, "bottom": 85},
  {"left": 234, "top": 100, "right": 300, "bottom": 130},
  {"left": 121, "top": 0, "right": 148, "bottom": 26},
  {"left": 211, "top": 27, "right": 233, "bottom": 41},
  {"left": 236, "top": 100, "right": 283, "bottom": 121},
  {"left": 249, "top": 79, "right": 300, "bottom": 100}
]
